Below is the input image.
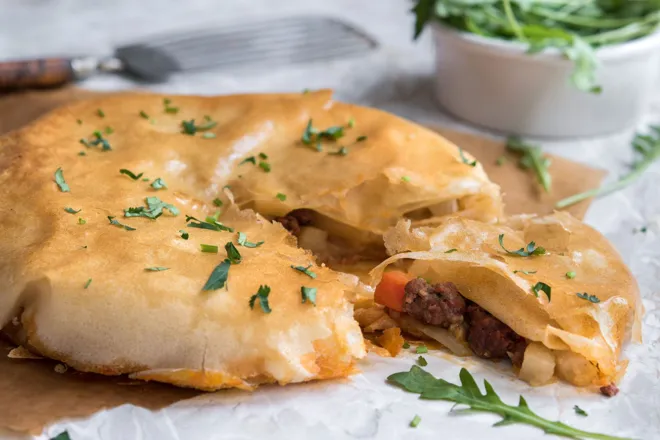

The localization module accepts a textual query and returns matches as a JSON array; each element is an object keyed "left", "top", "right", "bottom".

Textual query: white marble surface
[{"left": 1, "top": 1, "right": 660, "bottom": 439}]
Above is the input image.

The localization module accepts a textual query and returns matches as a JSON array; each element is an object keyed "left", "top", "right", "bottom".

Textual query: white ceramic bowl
[{"left": 432, "top": 23, "right": 660, "bottom": 138}]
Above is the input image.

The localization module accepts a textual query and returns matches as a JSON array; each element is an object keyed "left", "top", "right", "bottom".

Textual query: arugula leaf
[
  {"left": 276, "top": 193, "right": 287, "bottom": 201},
  {"left": 532, "top": 282, "right": 552, "bottom": 301},
  {"left": 54, "top": 168, "right": 70, "bottom": 192},
  {"left": 84, "top": 278, "right": 92, "bottom": 289},
  {"left": 506, "top": 137, "right": 552, "bottom": 193},
  {"left": 301, "top": 286, "right": 317, "bottom": 305},
  {"left": 388, "top": 366, "right": 630, "bottom": 439},
  {"left": 64, "top": 207, "right": 80, "bottom": 214},
  {"left": 566, "top": 271, "right": 576, "bottom": 279},
  {"left": 200, "top": 244, "right": 219, "bottom": 253},
  {"left": 213, "top": 198, "right": 223, "bottom": 207},
  {"left": 249, "top": 285, "right": 272, "bottom": 313},
  {"left": 417, "top": 356, "right": 428, "bottom": 367},
  {"left": 120, "top": 168, "right": 144, "bottom": 180},
  {"left": 576, "top": 292, "right": 600, "bottom": 303},
  {"left": 145, "top": 267, "right": 169, "bottom": 271},
  {"left": 202, "top": 259, "right": 231, "bottom": 291},
  {"left": 557, "top": 125, "right": 660, "bottom": 209},
  {"left": 225, "top": 242, "right": 242, "bottom": 264},
  {"left": 108, "top": 216, "right": 136, "bottom": 231},
  {"left": 458, "top": 148, "right": 477, "bottom": 167},
  {"left": 237, "top": 231, "right": 264, "bottom": 248},
  {"left": 513, "top": 269, "right": 537, "bottom": 275},
  {"left": 498, "top": 234, "right": 546, "bottom": 257},
  {"left": 179, "top": 230, "right": 189, "bottom": 240},
  {"left": 186, "top": 215, "right": 233, "bottom": 232},
  {"left": 416, "top": 345, "right": 428, "bottom": 354},
  {"left": 291, "top": 264, "right": 317, "bottom": 279},
  {"left": 124, "top": 197, "right": 179, "bottom": 219},
  {"left": 151, "top": 178, "right": 167, "bottom": 190},
  {"left": 410, "top": 415, "right": 422, "bottom": 428}
]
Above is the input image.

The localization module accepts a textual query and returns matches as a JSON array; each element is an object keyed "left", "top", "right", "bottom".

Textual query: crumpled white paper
[{"left": 3, "top": 0, "right": 660, "bottom": 438}]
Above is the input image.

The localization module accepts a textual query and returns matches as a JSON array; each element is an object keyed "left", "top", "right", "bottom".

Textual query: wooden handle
[{"left": 0, "top": 58, "right": 74, "bottom": 91}]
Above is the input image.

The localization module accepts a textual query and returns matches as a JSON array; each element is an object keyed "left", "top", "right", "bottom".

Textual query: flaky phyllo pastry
[{"left": 365, "top": 213, "right": 641, "bottom": 393}]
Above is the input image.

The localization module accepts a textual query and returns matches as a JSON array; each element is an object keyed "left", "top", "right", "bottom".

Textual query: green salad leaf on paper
[{"left": 412, "top": 0, "right": 660, "bottom": 93}]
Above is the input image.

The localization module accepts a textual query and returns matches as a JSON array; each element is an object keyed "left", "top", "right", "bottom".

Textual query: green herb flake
[
  {"left": 410, "top": 415, "right": 421, "bottom": 428},
  {"left": 249, "top": 285, "right": 272, "bottom": 313},
  {"left": 532, "top": 282, "right": 552, "bottom": 301},
  {"left": 576, "top": 292, "right": 600, "bottom": 303},
  {"left": 76, "top": 119, "right": 82, "bottom": 125},
  {"left": 108, "top": 216, "right": 136, "bottom": 231},
  {"left": 401, "top": 176, "right": 411, "bottom": 183},
  {"left": 202, "top": 132, "right": 216, "bottom": 139},
  {"left": 96, "top": 109, "right": 105, "bottom": 118},
  {"left": 119, "top": 168, "right": 144, "bottom": 181},
  {"left": 78, "top": 217, "right": 86, "bottom": 225},
  {"left": 145, "top": 267, "right": 169, "bottom": 272},
  {"left": 573, "top": 405, "right": 588, "bottom": 417},
  {"left": 163, "top": 98, "right": 179, "bottom": 114},
  {"left": 64, "top": 207, "right": 80, "bottom": 214},
  {"left": 181, "top": 119, "right": 197, "bottom": 135},
  {"left": 458, "top": 147, "right": 477, "bottom": 167},
  {"left": 259, "top": 152, "right": 268, "bottom": 160},
  {"left": 225, "top": 242, "right": 242, "bottom": 264},
  {"left": 291, "top": 264, "right": 317, "bottom": 279},
  {"left": 179, "top": 230, "right": 189, "bottom": 240},
  {"left": 104, "top": 126, "right": 114, "bottom": 134},
  {"left": 202, "top": 259, "right": 231, "bottom": 291},
  {"left": 237, "top": 231, "right": 264, "bottom": 248},
  {"left": 50, "top": 430, "right": 71, "bottom": 440},
  {"left": 496, "top": 155, "right": 507, "bottom": 166},
  {"left": 54, "top": 168, "right": 70, "bottom": 192},
  {"left": 513, "top": 269, "right": 537, "bottom": 275},
  {"left": 258, "top": 161, "right": 271, "bottom": 172},
  {"left": 151, "top": 178, "right": 167, "bottom": 190},
  {"left": 347, "top": 118, "right": 356, "bottom": 128},
  {"left": 328, "top": 146, "right": 348, "bottom": 156},
  {"left": 444, "top": 248, "right": 458, "bottom": 253},
  {"left": 507, "top": 137, "right": 552, "bottom": 193},
  {"left": 186, "top": 215, "right": 233, "bottom": 232},
  {"left": 416, "top": 345, "right": 428, "bottom": 354},
  {"left": 276, "top": 193, "right": 287, "bottom": 201},
  {"left": 417, "top": 356, "right": 428, "bottom": 367},
  {"left": 302, "top": 88, "right": 310, "bottom": 94},
  {"left": 81, "top": 131, "right": 112, "bottom": 151},
  {"left": 240, "top": 156, "right": 256, "bottom": 166},
  {"left": 402, "top": 341, "right": 410, "bottom": 349},
  {"left": 356, "top": 135, "right": 367, "bottom": 142},
  {"left": 566, "top": 271, "right": 576, "bottom": 279},
  {"left": 498, "top": 234, "right": 546, "bottom": 257},
  {"left": 78, "top": 151, "right": 86, "bottom": 156},
  {"left": 301, "top": 286, "right": 317, "bottom": 305},
  {"left": 388, "top": 366, "right": 623, "bottom": 439},
  {"left": 139, "top": 110, "right": 149, "bottom": 119},
  {"left": 124, "top": 197, "right": 179, "bottom": 219},
  {"left": 200, "top": 244, "right": 219, "bottom": 253},
  {"left": 84, "top": 278, "right": 92, "bottom": 289},
  {"left": 211, "top": 198, "right": 223, "bottom": 207}
]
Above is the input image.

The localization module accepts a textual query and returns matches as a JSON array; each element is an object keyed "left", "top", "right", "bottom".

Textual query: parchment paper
[{"left": 0, "top": 88, "right": 613, "bottom": 438}]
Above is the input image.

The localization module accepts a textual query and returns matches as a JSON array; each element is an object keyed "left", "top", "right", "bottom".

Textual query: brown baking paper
[{"left": 0, "top": 88, "right": 605, "bottom": 434}]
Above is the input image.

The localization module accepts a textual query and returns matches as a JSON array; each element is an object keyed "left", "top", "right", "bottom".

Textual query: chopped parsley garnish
[
  {"left": 84, "top": 278, "right": 92, "bottom": 289},
  {"left": 348, "top": 118, "right": 355, "bottom": 128},
  {"left": 186, "top": 215, "right": 233, "bottom": 232},
  {"left": 416, "top": 345, "right": 428, "bottom": 354},
  {"left": 258, "top": 161, "right": 271, "bottom": 172},
  {"left": 410, "top": 415, "right": 421, "bottom": 428},
  {"left": 417, "top": 356, "right": 428, "bottom": 367},
  {"left": 356, "top": 135, "right": 367, "bottom": 142},
  {"left": 76, "top": 119, "right": 82, "bottom": 125},
  {"left": 181, "top": 116, "right": 217, "bottom": 135},
  {"left": 532, "top": 282, "right": 552, "bottom": 301},
  {"left": 78, "top": 217, "right": 86, "bottom": 225},
  {"left": 202, "top": 132, "right": 216, "bottom": 139},
  {"left": 108, "top": 216, "right": 136, "bottom": 231},
  {"left": 566, "top": 271, "right": 576, "bottom": 279},
  {"left": 225, "top": 242, "right": 242, "bottom": 264},
  {"left": 119, "top": 168, "right": 144, "bottom": 180},
  {"left": 328, "top": 146, "right": 348, "bottom": 156},
  {"left": 213, "top": 198, "right": 223, "bottom": 207},
  {"left": 459, "top": 147, "right": 477, "bottom": 167},
  {"left": 54, "top": 168, "right": 70, "bottom": 192},
  {"left": 275, "top": 193, "right": 287, "bottom": 201},
  {"left": 139, "top": 110, "right": 149, "bottom": 119},
  {"left": 80, "top": 131, "right": 112, "bottom": 151},
  {"left": 179, "top": 230, "right": 189, "bottom": 240},
  {"left": 97, "top": 108, "right": 105, "bottom": 118},
  {"left": 151, "top": 178, "right": 167, "bottom": 190},
  {"left": 498, "top": 234, "right": 546, "bottom": 257},
  {"left": 445, "top": 248, "right": 458, "bottom": 253},
  {"left": 200, "top": 244, "right": 219, "bottom": 253},
  {"left": 496, "top": 155, "right": 507, "bottom": 166},
  {"left": 513, "top": 269, "right": 537, "bottom": 275},
  {"left": 573, "top": 405, "right": 588, "bottom": 417},
  {"left": 163, "top": 98, "right": 179, "bottom": 114},
  {"left": 78, "top": 151, "right": 86, "bottom": 156},
  {"left": 104, "top": 126, "right": 114, "bottom": 134},
  {"left": 401, "top": 176, "right": 411, "bottom": 183},
  {"left": 240, "top": 156, "right": 257, "bottom": 165},
  {"left": 389, "top": 366, "right": 620, "bottom": 439},
  {"left": 301, "top": 119, "right": 345, "bottom": 151},
  {"left": 301, "top": 286, "right": 317, "bottom": 305},
  {"left": 259, "top": 152, "right": 268, "bottom": 160},
  {"left": 202, "top": 259, "right": 231, "bottom": 291},
  {"left": 402, "top": 341, "right": 411, "bottom": 349},
  {"left": 145, "top": 267, "right": 169, "bottom": 271},
  {"left": 249, "top": 285, "right": 272, "bottom": 313},
  {"left": 291, "top": 264, "right": 317, "bottom": 279},
  {"left": 576, "top": 292, "right": 600, "bottom": 303},
  {"left": 124, "top": 196, "right": 179, "bottom": 219},
  {"left": 64, "top": 207, "right": 80, "bottom": 214},
  {"left": 237, "top": 231, "right": 264, "bottom": 248},
  {"left": 142, "top": 177, "right": 150, "bottom": 181}
]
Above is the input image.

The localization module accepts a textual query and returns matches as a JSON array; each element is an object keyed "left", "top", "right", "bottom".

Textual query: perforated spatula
[{"left": 0, "top": 16, "right": 378, "bottom": 91}]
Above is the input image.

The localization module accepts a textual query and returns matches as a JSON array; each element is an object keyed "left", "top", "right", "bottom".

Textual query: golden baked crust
[{"left": 373, "top": 212, "right": 642, "bottom": 386}]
